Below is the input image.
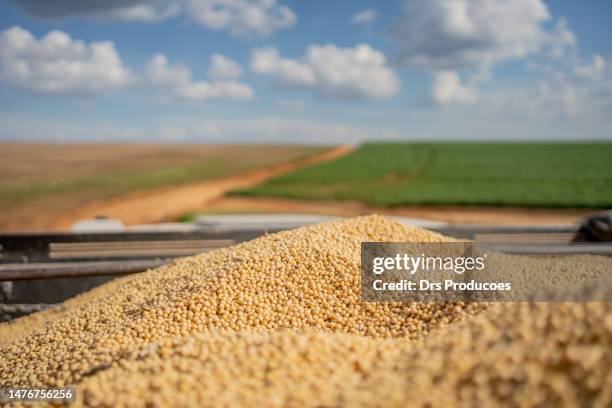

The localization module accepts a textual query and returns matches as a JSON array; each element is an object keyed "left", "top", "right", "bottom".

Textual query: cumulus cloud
[
  {"left": 389, "top": 0, "right": 590, "bottom": 113},
  {"left": 0, "top": 26, "right": 134, "bottom": 95},
  {"left": 574, "top": 54, "right": 606, "bottom": 81},
  {"left": 109, "top": 2, "right": 181, "bottom": 21},
  {"left": 251, "top": 47, "right": 316, "bottom": 86},
  {"left": 523, "top": 44, "right": 611, "bottom": 117},
  {"left": 392, "top": 0, "right": 552, "bottom": 69},
  {"left": 480, "top": 49, "right": 612, "bottom": 120},
  {"left": 251, "top": 44, "right": 400, "bottom": 99},
  {"left": 547, "top": 18, "right": 576, "bottom": 59},
  {"left": 351, "top": 9, "right": 377, "bottom": 25},
  {"left": 8, "top": 0, "right": 296, "bottom": 38},
  {"left": 145, "top": 53, "right": 253, "bottom": 102},
  {"left": 188, "top": 0, "right": 296, "bottom": 38},
  {"left": 208, "top": 53, "right": 243, "bottom": 81},
  {"left": 431, "top": 70, "right": 475, "bottom": 106}
]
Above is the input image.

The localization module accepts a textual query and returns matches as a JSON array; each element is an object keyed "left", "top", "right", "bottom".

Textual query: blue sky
[{"left": 0, "top": 0, "right": 611, "bottom": 143}]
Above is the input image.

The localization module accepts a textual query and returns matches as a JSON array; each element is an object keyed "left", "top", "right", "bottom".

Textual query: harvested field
[
  {"left": 0, "top": 143, "right": 327, "bottom": 231},
  {"left": 0, "top": 215, "right": 610, "bottom": 407}
]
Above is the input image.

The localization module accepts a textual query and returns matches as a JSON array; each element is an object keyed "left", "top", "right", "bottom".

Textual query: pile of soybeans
[{"left": 0, "top": 215, "right": 610, "bottom": 407}]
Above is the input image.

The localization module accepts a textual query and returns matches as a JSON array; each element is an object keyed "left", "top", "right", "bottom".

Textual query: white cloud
[
  {"left": 146, "top": 54, "right": 191, "bottom": 88},
  {"left": 477, "top": 71, "right": 612, "bottom": 120},
  {"left": 251, "top": 44, "right": 400, "bottom": 99},
  {"left": 251, "top": 47, "right": 316, "bottom": 86},
  {"left": 9, "top": 0, "right": 296, "bottom": 38},
  {"left": 0, "top": 26, "right": 134, "bottom": 95},
  {"left": 187, "top": 0, "right": 296, "bottom": 38},
  {"left": 522, "top": 43, "right": 612, "bottom": 117},
  {"left": 108, "top": 2, "right": 181, "bottom": 22},
  {"left": 208, "top": 53, "right": 243, "bottom": 81},
  {"left": 393, "top": 0, "right": 552, "bottom": 69},
  {"left": 351, "top": 9, "right": 377, "bottom": 25},
  {"left": 431, "top": 70, "right": 475, "bottom": 106},
  {"left": 145, "top": 53, "right": 253, "bottom": 102},
  {"left": 574, "top": 54, "right": 606, "bottom": 81},
  {"left": 0, "top": 26, "right": 254, "bottom": 102},
  {"left": 547, "top": 18, "right": 577, "bottom": 59},
  {"left": 389, "top": 0, "right": 590, "bottom": 114}
]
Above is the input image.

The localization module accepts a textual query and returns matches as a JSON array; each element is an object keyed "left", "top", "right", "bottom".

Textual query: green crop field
[{"left": 234, "top": 142, "right": 612, "bottom": 208}]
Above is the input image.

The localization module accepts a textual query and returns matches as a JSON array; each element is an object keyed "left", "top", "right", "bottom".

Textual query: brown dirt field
[
  {"left": 0, "top": 143, "right": 327, "bottom": 231},
  {"left": 0, "top": 143, "right": 315, "bottom": 186}
]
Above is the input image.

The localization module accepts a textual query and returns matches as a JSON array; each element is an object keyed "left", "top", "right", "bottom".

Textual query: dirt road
[
  {"left": 53, "top": 145, "right": 354, "bottom": 229},
  {"left": 201, "top": 196, "right": 593, "bottom": 226}
]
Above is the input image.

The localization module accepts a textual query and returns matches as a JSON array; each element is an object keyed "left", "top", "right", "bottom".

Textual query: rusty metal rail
[
  {"left": 0, "top": 260, "right": 172, "bottom": 280},
  {"left": 0, "top": 229, "right": 265, "bottom": 281}
]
